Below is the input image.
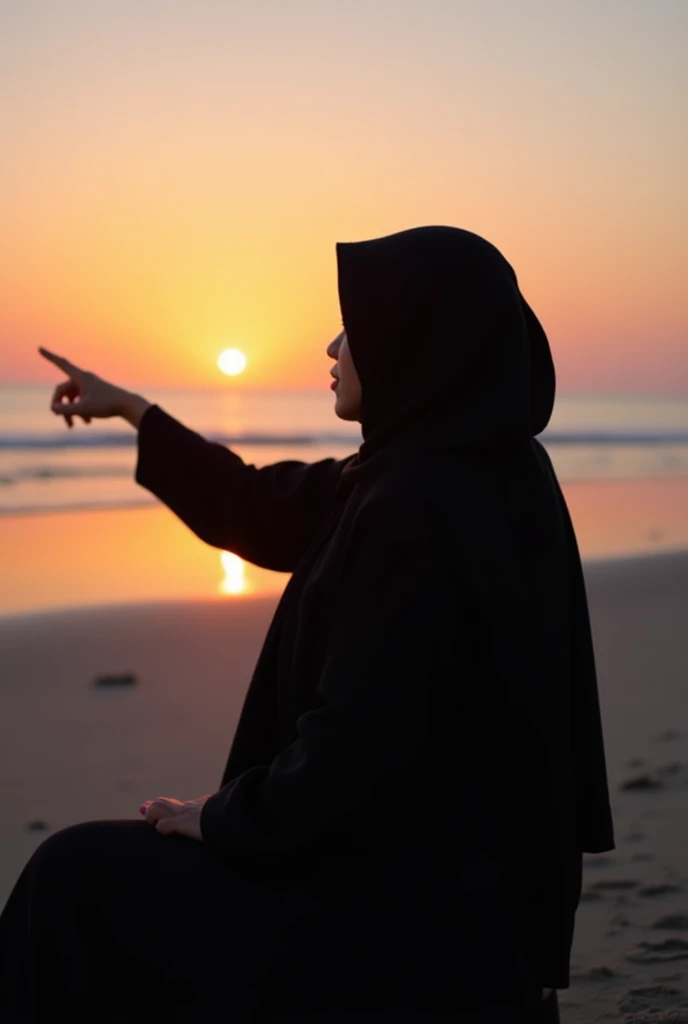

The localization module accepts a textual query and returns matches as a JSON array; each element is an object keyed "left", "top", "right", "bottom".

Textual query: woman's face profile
[{"left": 327, "top": 330, "right": 362, "bottom": 422}]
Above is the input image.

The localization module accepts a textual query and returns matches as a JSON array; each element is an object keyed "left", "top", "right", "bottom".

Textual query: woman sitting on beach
[{"left": 1, "top": 225, "right": 614, "bottom": 1022}]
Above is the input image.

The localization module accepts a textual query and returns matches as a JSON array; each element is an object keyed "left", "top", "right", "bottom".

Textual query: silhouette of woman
[{"left": 1, "top": 226, "right": 614, "bottom": 1022}]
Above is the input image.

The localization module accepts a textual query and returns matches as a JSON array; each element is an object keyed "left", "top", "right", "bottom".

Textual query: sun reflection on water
[{"left": 219, "top": 551, "right": 248, "bottom": 595}]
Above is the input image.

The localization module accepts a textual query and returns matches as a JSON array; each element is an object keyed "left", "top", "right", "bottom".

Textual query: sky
[{"left": 2, "top": 0, "right": 687, "bottom": 394}]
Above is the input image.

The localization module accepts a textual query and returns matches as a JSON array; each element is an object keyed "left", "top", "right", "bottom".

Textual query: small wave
[
  {"left": 0, "top": 497, "right": 156, "bottom": 517},
  {"left": 2, "top": 465, "right": 133, "bottom": 483},
  {"left": 543, "top": 432, "right": 688, "bottom": 445},
  {"left": 0, "top": 431, "right": 361, "bottom": 450},
  {"left": 1, "top": 429, "right": 688, "bottom": 450}
]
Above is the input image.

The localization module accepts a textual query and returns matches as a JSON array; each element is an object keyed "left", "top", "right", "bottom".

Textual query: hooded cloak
[
  {"left": 334, "top": 225, "right": 614, "bottom": 855},
  {"left": 133, "top": 225, "right": 614, "bottom": 1016}
]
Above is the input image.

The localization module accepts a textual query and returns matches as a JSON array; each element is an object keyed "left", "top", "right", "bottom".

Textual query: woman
[{"left": 1, "top": 225, "right": 614, "bottom": 1022}]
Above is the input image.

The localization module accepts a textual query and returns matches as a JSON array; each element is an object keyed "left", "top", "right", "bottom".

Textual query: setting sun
[{"left": 217, "top": 348, "right": 247, "bottom": 376}]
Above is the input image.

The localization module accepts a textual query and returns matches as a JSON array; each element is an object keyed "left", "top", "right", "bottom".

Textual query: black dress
[{"left": 0, "top": 226, "right": 615, "bottom": 1022}]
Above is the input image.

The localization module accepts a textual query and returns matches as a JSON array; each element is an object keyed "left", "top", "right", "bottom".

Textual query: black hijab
[
  {"left": 336, "top": 224, "right": 553, "bottom": 484},
  {"left": 333, "top": 224, "right": 614, "bottom": 855}
]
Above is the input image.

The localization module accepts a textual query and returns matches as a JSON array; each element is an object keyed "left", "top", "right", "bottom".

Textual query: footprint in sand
[
  {"left": 570, "top": 965, "right": 617, "bottom": 981},
  {"left": 617, "top": 983, "right": 688, "bottom": 1022},
  {"left": 620, "top": 774, "right": 664, "bottom": 791},
  {"left": 653, "top": 916, "right": 688, "bottom": 931},
  {"left": 654, "top": 730, "right": 683, "bottom": 743},
  {"left": 591, "top": 879, "right": 640, "bottom": 891},
  {"left": 626, "top": 938, "right": 688, "bottom": 963},
  {"left": 640, "top": 884, "right": 686, "bottom": 898},
  {"left": 584, "top": 854, "right": 616, "bottom": 868}
]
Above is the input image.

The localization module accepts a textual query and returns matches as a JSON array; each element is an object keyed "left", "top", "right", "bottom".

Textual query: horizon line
[{"left": 2, "top": 381, "right": 687, "bottom": 400}]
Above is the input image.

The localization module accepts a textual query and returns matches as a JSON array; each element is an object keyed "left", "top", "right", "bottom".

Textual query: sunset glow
[{"left": 3, "top": 2, "right": 686, "bottom": 394}]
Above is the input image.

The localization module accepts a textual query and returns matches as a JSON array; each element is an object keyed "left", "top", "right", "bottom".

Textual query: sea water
[{"left": 1, "top": 384, "right": 687, "bottom": 517}]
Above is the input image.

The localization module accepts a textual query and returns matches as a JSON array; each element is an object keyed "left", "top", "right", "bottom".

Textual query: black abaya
[
  {"left": 0, "top": 821, "right": 293, "bottom": 1021},
  {"left": 0, "top": 225, "right": 614, "bottom": 1021}
]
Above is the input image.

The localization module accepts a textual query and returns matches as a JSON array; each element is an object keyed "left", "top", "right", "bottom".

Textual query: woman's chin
[{"left": 333, "top": 394, "right": 359, "bottom": 423}]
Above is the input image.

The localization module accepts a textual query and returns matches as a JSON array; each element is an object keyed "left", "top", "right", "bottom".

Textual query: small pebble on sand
[
  {"left": 93, "top": 672, "right": 138, "bottom": 687},
  {"left": 24, "top": 820, "right": 49, "bottom": 832}
]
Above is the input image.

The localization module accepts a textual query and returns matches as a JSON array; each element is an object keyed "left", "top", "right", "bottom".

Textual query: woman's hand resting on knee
[{"left": 139, "top": 794, "right": 211, "bottom": 841}]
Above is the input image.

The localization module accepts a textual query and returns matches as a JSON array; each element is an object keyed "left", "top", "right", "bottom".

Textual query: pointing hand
[{"left": 38, "top": 347, "right": 134, "bottom": 428}]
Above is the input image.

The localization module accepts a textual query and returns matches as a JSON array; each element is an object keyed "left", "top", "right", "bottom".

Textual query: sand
[{"left": 1, "top": 550, "right": 687, "bottom": 1023}]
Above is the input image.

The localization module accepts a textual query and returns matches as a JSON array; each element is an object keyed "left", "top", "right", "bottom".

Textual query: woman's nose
[{"left": 326, "top": 332, "right": 343, "bottom": 359}]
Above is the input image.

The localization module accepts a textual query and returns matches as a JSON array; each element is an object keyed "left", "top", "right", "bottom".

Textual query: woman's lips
[{"left": 330, "top": 379, "right": 339, "bottom": 390}]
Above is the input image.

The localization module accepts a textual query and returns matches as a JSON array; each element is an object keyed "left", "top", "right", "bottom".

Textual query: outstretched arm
[{"left": 135, "top": 403, "right": 356, "bottom": 572}]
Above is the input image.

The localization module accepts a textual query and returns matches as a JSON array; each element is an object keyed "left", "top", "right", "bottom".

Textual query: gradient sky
[{"left": 3, "top": 0, "right": 687, "bottom": 393}]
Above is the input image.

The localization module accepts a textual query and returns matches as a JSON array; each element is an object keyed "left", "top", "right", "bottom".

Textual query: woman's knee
[{"left": 29, "top": 818, "right": 151, "bottom": 883}]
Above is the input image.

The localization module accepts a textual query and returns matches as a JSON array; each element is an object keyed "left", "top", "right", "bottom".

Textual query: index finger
[{"left": 38, "top": 347, "right": 84, "bottom": 379}]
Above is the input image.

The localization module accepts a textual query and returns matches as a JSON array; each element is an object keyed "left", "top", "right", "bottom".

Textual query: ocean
[{"left": 1, "top": 384, "right": 687, "bottom": 517}]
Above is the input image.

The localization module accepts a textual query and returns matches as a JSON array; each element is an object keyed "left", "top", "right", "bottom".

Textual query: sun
[{"left": 217, "top": 348, "right": 247, "bottom": 376}]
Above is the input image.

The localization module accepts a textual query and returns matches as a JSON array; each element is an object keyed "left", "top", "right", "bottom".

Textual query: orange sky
[{"left": 3, "top": 0, "right": 687, "bottom": 394}]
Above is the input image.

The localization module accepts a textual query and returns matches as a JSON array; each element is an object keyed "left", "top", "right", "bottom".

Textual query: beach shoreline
[{"left": 3, "top": 473, "right": 688, "bottom": 617}]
